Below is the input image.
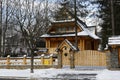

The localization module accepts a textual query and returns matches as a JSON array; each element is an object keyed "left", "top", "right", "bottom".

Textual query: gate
[
  {"left": 75, "top": 50, "right": 107, "bottom": 67},
  {"left": 60, "top": 50, "right": 107, "bottom": 68}
]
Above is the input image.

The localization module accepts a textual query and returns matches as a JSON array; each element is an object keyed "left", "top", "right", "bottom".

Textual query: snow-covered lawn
[
  {"left": 0, "top": 68, "right": 120, "bottom": 80},
  {"left": 96, "top": 69, "right": 120, "bottom": 80}
]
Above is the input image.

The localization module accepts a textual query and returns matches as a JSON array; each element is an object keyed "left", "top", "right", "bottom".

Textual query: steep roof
[
  {"left": 77, "top": 20, "right": 100, "bottom": 39},
  {"left": 56, "top": 39, "right": 77, "bottom": 52},
  {"left": 41, "top": 19, "right": 100, "bottom": 39}
]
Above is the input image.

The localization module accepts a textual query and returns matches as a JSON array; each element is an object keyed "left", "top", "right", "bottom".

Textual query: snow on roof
[
  {"left": 87, "top": 27, "right": 95, "bottom": 34},
  {"left": 77, "top": 21, "right": 100, "bottom": 39},
  {"left": 64, "top": 39, "right": 77, "bottom": 51},
  {"left": 41, "top": 20, "right": 100, "bottom": 39},
  {"left": 56, "top": 39, "right": 77, "bottom": 51},
  {"left": 51, "top": 19, "right": 75, "bottom": 23},
  {"left": 108, "top": 36, "right": 120, "bottom": 45},
  {"left": 41, "top": 31, "right": 88, "bottom": 38}
]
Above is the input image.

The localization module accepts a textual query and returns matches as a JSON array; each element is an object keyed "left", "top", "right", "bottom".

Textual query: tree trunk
[
  {"left": 111, "top": 0, "right": 115, "bottom": 35},
  {"left": 0, "top": 1, "right": 2, "bottom": 55},
  {"left": 30, "top": 49, "right": 34, "bottom": 73},
  {"left": 58, "top": 50, "right": 62, "bottom": 68},
  {"left": 70, "top": 51, "right": 75, "bottom": 69},
  {"left": 74, "top": 0, "right": 78, "bottom": 51}
]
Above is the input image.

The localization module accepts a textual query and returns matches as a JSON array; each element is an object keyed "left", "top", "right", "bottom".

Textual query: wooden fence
[
  {"left": 0, "top": 54, "right": 58, "bottom": 69},
  {"left": 0, "top": 50, "right": 108, "bottom": 69},
  {"left": 74, "top": 50, "right": 107, "bottom": 67}
]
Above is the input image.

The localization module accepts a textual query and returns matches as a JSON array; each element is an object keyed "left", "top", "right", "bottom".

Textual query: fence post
[
  {"left": 23, "top": 55, "right": 27, "bottom": 65},
  {"left": 7, "top": 55, "right": 10, "bottom": 69},
  {"left": 57, "top": 49, "right": 62, "bottom": 68},
  {"left": 50, "top": 54, "right": 53, "bottom": 65},
  {"left": 41, "top": 54, "right": 44, "bottom": 65},
  {"left": 70, "top": 49, "right": 75, "bottom": 69}
]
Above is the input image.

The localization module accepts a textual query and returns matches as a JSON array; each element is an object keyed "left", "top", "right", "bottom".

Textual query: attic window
[
  {"left": 68, "top": 27, "right": 74, "bottom": 31},
  {"left": 57, "top": 26, "right": 74, "bottom": 33}
]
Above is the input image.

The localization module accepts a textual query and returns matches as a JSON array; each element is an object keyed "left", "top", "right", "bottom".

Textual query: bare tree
[
  {"left": 0, "top": 0, "right": 2, "bottom": 55},
  {"left": 11, "top": 0, "right": 50, "bottom": 73},
  {"left": 1, "top": 0, "right": 15, "bottom": 56}
]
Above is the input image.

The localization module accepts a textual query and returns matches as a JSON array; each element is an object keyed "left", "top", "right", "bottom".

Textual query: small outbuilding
[{"left": 108, "top": 36, "right": 120, "bottom": 68}]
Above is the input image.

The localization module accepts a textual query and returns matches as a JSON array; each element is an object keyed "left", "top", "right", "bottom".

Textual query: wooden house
[
  {"left": 40, "top": 19, "right": 108, "bottom": 68},
  {"left": 41, "top": 19, "right": 100, "bottom": 54}
]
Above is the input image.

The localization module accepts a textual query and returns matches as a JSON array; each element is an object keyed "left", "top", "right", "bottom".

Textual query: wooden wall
[
  {"left": 46, "top": 37, "right": 100, "bottom": 53},
  {"left": 60, "top": 50, "right": 107, "bottom": 67},
  {"left": 118, "top": 48, "right": 120, "bottom": 65},
  {"left": 74, "top": 50, "right": 107, "bottom": 66}
]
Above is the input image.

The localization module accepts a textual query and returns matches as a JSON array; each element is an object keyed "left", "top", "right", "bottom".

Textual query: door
[{"left": 61, "top": 46, "right": 70, "bottom": 66}]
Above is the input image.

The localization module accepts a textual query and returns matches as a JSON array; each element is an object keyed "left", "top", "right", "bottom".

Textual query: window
[
  {"left": 64, "top": 53, "right": 68, "bottom": 57},
  {"left": 57, "top": 26, "right": 74, "bottom": 33}
]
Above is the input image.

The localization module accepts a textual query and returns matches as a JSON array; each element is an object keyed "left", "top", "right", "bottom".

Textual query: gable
[
  {"left": 56, "top": 39, "right": 77, "bottom": 52},
  {"left": 59, "top": 42, "right": 70, "bottom": 51}
]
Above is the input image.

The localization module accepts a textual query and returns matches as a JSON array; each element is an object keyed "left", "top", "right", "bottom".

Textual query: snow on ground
[
  {"left": 0, "top": 68, "right": 99, "bottom": 79},
  {"left": 30, "top": 68, "right": 100, "bottom": 79},
  {"left": 0, "top": 68, "right": 120, "bottom": 80},
  {"left": 96, "top": 69, "right": 120, "bottom": 80},
  {"left": 0, "top": 69, "right": 30, "bottom": 78}
]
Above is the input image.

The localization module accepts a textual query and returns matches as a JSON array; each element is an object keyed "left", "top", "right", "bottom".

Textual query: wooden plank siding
[
  {"left": 46, "top": 36, "right": 99, "bottom": 54},
  {"left": 48, "top": 48, "right": 56, "bottom": 53},
  {"left": 74, "top": 50, "right": 107, "bottom": 66},
  {"left": 118, "top": 48, "right": 120, "bottom": 65}
]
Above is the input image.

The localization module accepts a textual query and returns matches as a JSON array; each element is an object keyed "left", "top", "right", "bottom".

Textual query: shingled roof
[{"left": 41, "top": 19, "right": 100, "bottom": 39}]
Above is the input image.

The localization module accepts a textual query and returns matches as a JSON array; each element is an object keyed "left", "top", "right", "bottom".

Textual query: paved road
[
  {"left": 0, "top": 74, "right": 97, "bottom": 80},
  {"left": 57, "top": 74, "right": 97, "bottom": 80},
  {"left": 36, "top": 74, "right": 97, "bottom": 80}
]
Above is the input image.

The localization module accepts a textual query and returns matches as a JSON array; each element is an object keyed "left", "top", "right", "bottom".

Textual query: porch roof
[
  {"left": 56, "top": 39, "right": 77, "bottom": 52},
  {"left": 41, "top": 26, "right": 100, "bottom": 40}
]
